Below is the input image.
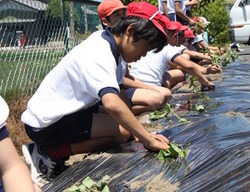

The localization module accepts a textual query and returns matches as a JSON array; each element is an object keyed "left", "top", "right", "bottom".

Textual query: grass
[{"left": 0, "top": 49, "right": 65, "bottom": 97}]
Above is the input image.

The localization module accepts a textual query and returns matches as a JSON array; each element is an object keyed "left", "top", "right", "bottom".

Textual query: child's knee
[{"left": 150, "top": 92, "right": 167, "bottom": 110}]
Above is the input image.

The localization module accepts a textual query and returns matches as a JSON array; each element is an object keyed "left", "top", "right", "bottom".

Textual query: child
[
  {"left": 191, "top": 16, "right": 225, "bottom": 54},
  {"left": 98, "top": 0, "right": 171, "bottom": 116},
  {"left": 173, "top": 25, "right": 222, "bottom": 74},
  {"left": 0, "top": 96, "right": 41, "bottom": 192},
  {"left": 129, "top": 18, "right": 215, "bottom": 89},
  {"left": 21, "top": 1, "right": 170, "bottom": 187},
  {"left": 98, "top": 0, "right": 127, "bottom": 29}
]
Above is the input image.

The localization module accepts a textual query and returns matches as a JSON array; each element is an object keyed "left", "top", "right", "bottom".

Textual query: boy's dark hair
[{"left": 111, "top": 16, "right": 167, "bottom": 53}]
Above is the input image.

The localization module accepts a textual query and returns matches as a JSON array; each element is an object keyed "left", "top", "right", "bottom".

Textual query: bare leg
[
  {"left": 70, "top": 113, "right": 131, "bottom": 154},
  {"left": 129, "top": 88, "right": 169, "bottom": 115},
  {"left": 162, "top": 69, "right": 185, "bottom": 89}
]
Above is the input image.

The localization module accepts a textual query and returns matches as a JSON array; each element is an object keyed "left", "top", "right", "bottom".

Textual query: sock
[{"left": 39, "top": 144, "right": 72, "bottom": 161}]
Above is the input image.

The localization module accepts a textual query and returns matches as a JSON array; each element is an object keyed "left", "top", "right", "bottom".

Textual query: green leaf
[
  {"left": 157, "top": 142, "right": 187, "bottom": 160},
  {"left": 101, "top": 185, "right": 110, "bottom": 192},
  {"left": 97, "top": 175, "right": 110, "bottom": 190},
  {"left": 78, "top": 184, "right": 87, "bottom": 192},
  {"left": 82, "top": 176, "right": 95, "bottom": 189},
  {"left": 195, "top": 104, "right": 206, "bottom": 112},
  {"left": 157, "top": 150, "right": 165, "bottom": 160},
  {"left": 179, "top": 118, "right": 189, "bottom": 123},
  {"left": 149, "top": 110, "right": 168, "bottom": 120}
]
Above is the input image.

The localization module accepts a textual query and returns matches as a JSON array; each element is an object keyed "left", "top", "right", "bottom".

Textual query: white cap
[
  {"left": 199, "top": 16, "right": 210, "bottom": 25},
  {"left": 0, "top": 96, "right": 9, "bottom": 129}
]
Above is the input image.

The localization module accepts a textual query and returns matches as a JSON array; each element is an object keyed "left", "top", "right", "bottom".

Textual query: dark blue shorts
[
  {"left": 125, "top": 88, "right": 136, "bottom": 105},
  {"left": 24, "top": 104, "right": 100, "bottom": 146},
  {"left": 0, "top": 126, "right": 9, "bottom": 141},
  {"left": 168, "top": 13, "right": 176, "bottom": 21}
]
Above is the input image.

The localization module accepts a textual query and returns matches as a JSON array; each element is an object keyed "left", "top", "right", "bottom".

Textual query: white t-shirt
[
  {"left": 174, "top": 44, "right": 187, "bottom": 54},
  {"left": 158, "top": 0, "right": 176, "bottom": 15},
  {"left": 22, "top": 30, "right": 121, "bottom": 128},
  {"left": 175, "top": 0, "right": 186, "bottom": 13},
  {"left": 190, "top": 34, "right": 204, "bottom": 51},
  {"left": 184, "top": 0, "right": 190, "bottom": 12},
  {"left": 192, "top": 34, "right": 204, "bottom": 45},
  {"left": 129, "top": 45, "right": 180, "bottom": 86}
]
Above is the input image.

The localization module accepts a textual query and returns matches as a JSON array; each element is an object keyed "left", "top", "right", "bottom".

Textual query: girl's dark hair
[{"left": 111, "top": 16, "right": 167, "bottom": 53}]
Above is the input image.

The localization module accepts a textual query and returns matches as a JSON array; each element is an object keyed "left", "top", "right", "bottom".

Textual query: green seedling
[
  {"left": 149, "top": 108, "right": 170, "bottom": 120},
  {"left": 157, "top": 142, "right": 187, "bottom": 160},
  {"left": 187, "top": 100, "right": 206, "bottom": 113},
  {"left": 149, "top": 103, "right": 189, "bottom": 123},
  {"left": 201, "top": 47, "right": 239, "bottom": 67},
  {"left": 189, "top": 77, "right": 210, "bottom": 100},
  {"left": 64, "top": 175, "right": 110, "bottom": 192}
]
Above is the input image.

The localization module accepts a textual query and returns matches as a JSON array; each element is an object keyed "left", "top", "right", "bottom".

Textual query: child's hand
[
  {"left": 206, "top": 64, "right": 222, "bottom": 74},
  {"left": 201, "top": 82, "right": 215, "bottom": 91},
  {"left": 143, "top": 133, "right": 169, "bottom": 151}
]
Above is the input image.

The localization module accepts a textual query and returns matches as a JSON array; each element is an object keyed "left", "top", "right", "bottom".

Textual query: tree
[
  {"left": 192, "top": 0, "right": 230, "bottom": 46},
  {"left": 45, "top": 0, "right": 80, "bottom": 32}
]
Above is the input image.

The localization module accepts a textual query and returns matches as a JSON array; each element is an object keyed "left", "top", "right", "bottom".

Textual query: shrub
[{"left": 192, "top": 0, "right": 230, "bottom": 46}]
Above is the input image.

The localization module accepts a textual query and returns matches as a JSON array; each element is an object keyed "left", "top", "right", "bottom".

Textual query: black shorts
[
  {"left": 24, "top": 104, "right": 100, "bottom": 145},
  {"left": 125, "top": 88, "right": 136, "bottom": 105}
]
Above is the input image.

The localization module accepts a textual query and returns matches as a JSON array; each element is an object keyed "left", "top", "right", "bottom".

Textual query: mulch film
[{"left": 43, "top": 56, "right": 250, "bottom": 192}]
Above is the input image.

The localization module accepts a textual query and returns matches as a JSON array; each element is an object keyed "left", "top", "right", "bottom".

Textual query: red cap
[
  {"left": 171, "top": 21, "right": 188, "bottom": 32},
  {"left": 163, "top": 16, "right": 177, "bottom": 31},
  {"left": 98, "top": 0, "right": 127, "bottom": 20},
  {"left": 127, "top": 2, "right": 168, "bottom": 37},
  {"left": 184, "top": 28, "right": 195, "bottom": 39}
]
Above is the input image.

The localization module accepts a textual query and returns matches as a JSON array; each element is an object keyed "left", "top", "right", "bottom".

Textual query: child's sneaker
[{"left": 22, "top": 143, "right": 65, "bottom": 187}]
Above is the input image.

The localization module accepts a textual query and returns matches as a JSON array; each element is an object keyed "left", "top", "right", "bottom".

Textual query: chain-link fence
[{"left": 0, "top": 0, "right": 101, "bottom": 98}]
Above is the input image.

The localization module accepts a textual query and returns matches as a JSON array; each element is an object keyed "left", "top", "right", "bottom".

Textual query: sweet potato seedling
[
  {"left": 149, "top": 103, "right": 189, "bottom": 123},
  {"left": 157, "top": 142, "right": 187, "bottom": 160},
  {"left": 64, "top": 175, "right": 110, "bottom": 192}
]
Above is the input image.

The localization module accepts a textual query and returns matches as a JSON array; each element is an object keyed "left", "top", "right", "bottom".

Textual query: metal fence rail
[{"left": 0, "top": 0, "right": 100, "bottom": 97}]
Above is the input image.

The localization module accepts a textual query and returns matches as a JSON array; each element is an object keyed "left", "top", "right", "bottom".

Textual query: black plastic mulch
[{"left": 43, "top": 58, "right": 250, "bottom": 192}]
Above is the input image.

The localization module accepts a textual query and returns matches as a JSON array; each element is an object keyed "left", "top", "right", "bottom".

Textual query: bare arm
[
  {"left": 173, "top": 55, "right": 215, "bottom": 88},
  {"left": 162, "top": 1, "right": 168, "bottom": 17},
  {"left": 185, "top": 0, "right": 199, "bottom": 7},
  {"left": 0, "top": 137, "right": 40, "bottom": 192},
  {"left": 102, "top": 93, "right": 169, "bottom": 151},
  {"left": 175, "top": 1, "right": 195, "bottom": 26},
  {"left": 183, "top": 49, "right": 212, "bottom": 61}
]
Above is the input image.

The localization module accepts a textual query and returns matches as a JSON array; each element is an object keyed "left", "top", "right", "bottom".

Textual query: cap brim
[
  {"left": 180, "top": 25, "right": 188, "bottom": 31},
  {"left": 0, "top": 96, "right": 9, "bottom": 128},
  {"left": 167, "top": 23, "right": 177, "bottom": 31},
  {"left": 151, "top": 20, "right": 168, "bottom": 38},
  {"left": 108, "top": 5, "right": 127, "bottom": 17}
]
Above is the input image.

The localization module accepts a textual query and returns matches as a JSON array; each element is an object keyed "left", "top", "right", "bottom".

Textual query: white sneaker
[{"left": 22, "top": 143, "right": 64, "bottom": 187}]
